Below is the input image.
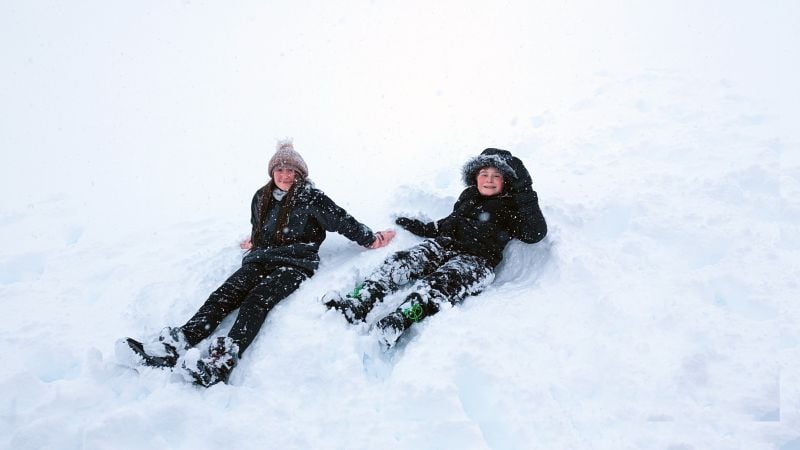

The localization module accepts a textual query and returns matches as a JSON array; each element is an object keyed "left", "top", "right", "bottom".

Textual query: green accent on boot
[
  {"left": 402, "top": 303, "right": 424, "bottom": 322},
  {"left": 350, "top": 282, "right": 364, "bottom": 300}
]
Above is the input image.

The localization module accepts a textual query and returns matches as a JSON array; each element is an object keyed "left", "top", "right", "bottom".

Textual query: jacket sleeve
[
  {"left": 309, "top": 191, "right": 376, "bottom": 247},
  {"left": 396, "top": 217, "right": 439, "bottom": 238},
  {"left": 510, "top": 189, "right": 547, "bottom": 243},
  {"left": 429, "top": 188, "right": 473, "bottom": 237}
]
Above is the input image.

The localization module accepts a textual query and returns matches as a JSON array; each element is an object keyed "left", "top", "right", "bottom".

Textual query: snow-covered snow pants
[
  {"left": 180, "top": 263, "right": 309, "bottom": 355},
  {"left": 362, "top": 238, "right": 494, "bottom": 315}
]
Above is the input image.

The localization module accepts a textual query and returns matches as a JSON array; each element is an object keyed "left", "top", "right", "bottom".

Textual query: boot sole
[{"left": 124, "top": 338, "right": 177, "bottom": 369}]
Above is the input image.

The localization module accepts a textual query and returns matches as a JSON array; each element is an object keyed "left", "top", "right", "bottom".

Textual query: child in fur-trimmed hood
[{"left": 325, "top": 148, "right": 547, "bottom": 349}]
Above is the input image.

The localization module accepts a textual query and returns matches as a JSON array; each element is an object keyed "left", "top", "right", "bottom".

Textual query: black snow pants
[
  {"left": 180, "top": 263, "right": 309, "bottom": 356},
  {"left": 362, "top": 238, "right": 494, "bottom": 317}
]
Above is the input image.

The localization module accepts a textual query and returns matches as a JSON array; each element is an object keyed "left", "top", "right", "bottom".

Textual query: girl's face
[
  {"left": 476, "top": 167, "right": 504, "bottom": 196},
  {"left": 273, "top": 166, "right": 297, "bottom": 191}
]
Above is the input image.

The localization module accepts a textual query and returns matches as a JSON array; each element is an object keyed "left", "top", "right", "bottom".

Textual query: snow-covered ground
[{"left": 2, "top": 1, "right": 799, "bottom": 449}]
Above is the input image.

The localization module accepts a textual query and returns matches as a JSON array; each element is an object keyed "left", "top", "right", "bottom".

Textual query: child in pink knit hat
[{"left": 119, "top": 139, "right": 395, "bottom": 387}]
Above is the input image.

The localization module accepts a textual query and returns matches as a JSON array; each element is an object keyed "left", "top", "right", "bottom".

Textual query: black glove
[
  {"left": 505, "top": 156, "right": 533, "bottom": 194},
  {"left": 396, "top": 217, "right": 437, "bottom": 237}
]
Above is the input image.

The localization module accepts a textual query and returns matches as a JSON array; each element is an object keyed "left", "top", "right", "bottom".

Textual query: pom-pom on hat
[{"left": 268, "top": 139, "right": 308, "bottom": 179}]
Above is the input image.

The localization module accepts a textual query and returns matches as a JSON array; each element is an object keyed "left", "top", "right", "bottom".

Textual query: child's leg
[
  {"left": 227, "top": 266, "right": 309, "bottom": 355},
  {"left": 180, "top": 263, "right": 271, "bottom": 347},
  {"left": 325, "top": 238, "right": 448, "bottom": 323},
  {"left": 360, "top": 238, "right": 448, "bottom": 300},
  {"left": 182, "top": 266, "right": 309, "bottom": 387},
  {"left": 375, "top": 254, "right": 494, "bottom": 348},
  {"left": 410, "top": 253, "right": 495, "bottom": 310}
]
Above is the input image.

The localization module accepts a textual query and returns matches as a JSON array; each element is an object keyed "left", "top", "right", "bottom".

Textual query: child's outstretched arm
[
  {"left": 395, "top": 217, "right": 439, "bottom": 238},
  {"left": 395, "top": 189, "right": 470, "bottom": 238},
  {"left": 506, "top": 157, "right": 547, "bottom": 243},
  {"left": 395, "top": 188, "right": 471, "bottom": 238}
]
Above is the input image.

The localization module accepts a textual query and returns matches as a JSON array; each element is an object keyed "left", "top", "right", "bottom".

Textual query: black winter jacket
[
  {"left": 406, "top": 150, "right": 547, "bottom": 267},
  {"left": 242, "top": 180, "right": 376, "bottom": 273}
]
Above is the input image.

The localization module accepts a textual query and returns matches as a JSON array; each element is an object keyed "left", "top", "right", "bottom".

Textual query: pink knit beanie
[{"left": 268, "top": 139, "right": 308, "bottom": 179}]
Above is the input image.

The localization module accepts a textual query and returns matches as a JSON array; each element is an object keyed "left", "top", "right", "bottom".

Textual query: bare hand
[
  {"left": 368, "top": 229, "right": 396, "bottom": 249},
  {"left": 240, "top": 236, "right": 253, "bottom": 250}
]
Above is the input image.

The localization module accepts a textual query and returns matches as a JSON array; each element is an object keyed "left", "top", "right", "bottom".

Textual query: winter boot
[
  {"left": 323, "top": 281, "right": 385, "bottom": 324},
  {"left": 182, "top": 336, "right": 240, "bottom": 387},
  {"left": 375, "top": 294, "right": 427, "bottom": 349},
  {"left": 119, "top": 327, "right": 189, "bottom": 369}
]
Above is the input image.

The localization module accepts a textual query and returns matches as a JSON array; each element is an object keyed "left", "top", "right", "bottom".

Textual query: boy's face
[{"left": 476, "top": 167, "right": 504, "bottom": 196}]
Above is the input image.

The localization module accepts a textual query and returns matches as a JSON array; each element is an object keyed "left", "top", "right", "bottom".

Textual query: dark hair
[{"left": 251, "top": 179, "right": 299, "bottom": 248}]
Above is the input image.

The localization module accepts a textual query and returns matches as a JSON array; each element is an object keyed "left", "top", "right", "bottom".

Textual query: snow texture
[{"left": 1, "top": 1, "right": 799, "bottom": 449}]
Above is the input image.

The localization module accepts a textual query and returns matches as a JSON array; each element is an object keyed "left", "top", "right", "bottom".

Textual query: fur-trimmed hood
[{"left": 461, "top": 148, "right": 517, "bottom": 186}]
